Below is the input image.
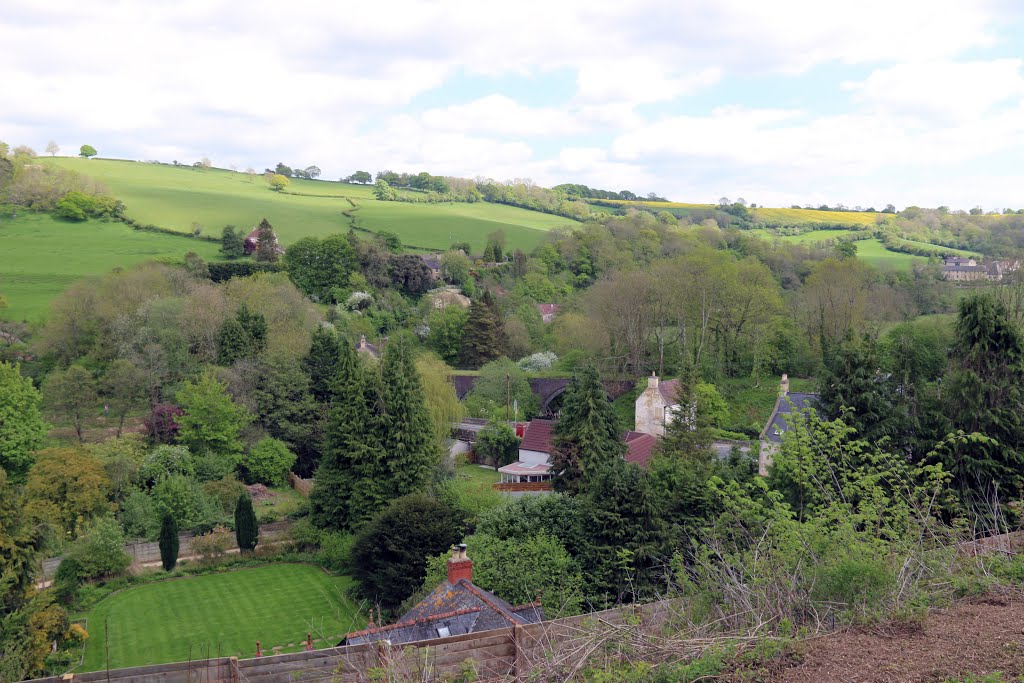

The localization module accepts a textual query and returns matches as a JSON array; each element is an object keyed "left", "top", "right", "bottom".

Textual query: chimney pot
[{"left": 447, "top": 542, "right": 473, "bottom": 584}]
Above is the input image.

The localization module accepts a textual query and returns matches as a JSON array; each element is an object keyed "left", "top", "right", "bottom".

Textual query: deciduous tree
[
  {"left": 0, "top": 361, "right": 47, "bottom": 481},
  {"left": 175, "top": 371, "right": 251, "bottom": 469},
  {"left": 26, "top": 448, "right": 110, "bottom": 537},
  {"left": 102, "top": 358, "right": 148, "bottom": 437},
  {"left": 43, "top": 365, "right": 98, "bottom": 443},
  {"left": 475, "top": 420, "right": 519, "bottom": 471},
  {"left": 78, "top": 144, "right": 97, "bottom": 158}
]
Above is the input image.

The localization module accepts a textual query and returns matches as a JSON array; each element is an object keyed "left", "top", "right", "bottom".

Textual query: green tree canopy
[
  {"left": 0, "top": 361, "right": 47, "bottom": 481},
  {"left": 350, "top": 493, "right": 467, "bottom": 610},
  {"left": 459, "top": 290, "right": 507, "bottom": 368},
  {"left": 175, "top": 371, "right": 252, "bottom": 473},
  {"left": 475, "top": 419, "right": 520, "bottom": 471},
  {"left": 43, "top": 365, "right": 98, "bottom": 444},
  {"left": 78, "top": 144, "right": 97, "bottom": 158}
]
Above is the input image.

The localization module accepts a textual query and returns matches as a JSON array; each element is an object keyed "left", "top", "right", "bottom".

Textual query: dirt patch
[
  {"left": 246, "top": 483, "right": 274, "bottom": 501},
  {"left": 762, "top": 593, "right": 1024, "bottom": 682}
]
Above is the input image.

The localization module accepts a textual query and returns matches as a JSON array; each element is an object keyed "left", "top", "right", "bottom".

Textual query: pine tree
[
  {"left": 310, "top": 333, "right": 386, "bottom": 530},
  {"left": 158, "top": 513, "right": 179, "bottom": 571},
  {"left": 254, "top": 218, "right": 279, "bottom": 263},
  {"left": 657, "top": 362, "right": 712, "bottom": 459},
  {"left": 459, "top": 290, "right": 504, "bottom": 368},
  {"left": 581, "top": 458, "right": 668, "bottom": 603},
  {"left": 303, "top": 325, "right": 343, "bottom": 403},
  {"left": 220, "top": 225, "right": 245, "bottom": 259},
  {"left": 550, "top": 364, "right": 626, "bottom": 495},
  {"left": 216, "top": 317, "right": 251, "bottom": 365},
  {"left": 236, "top": 304, "right": 268, "bottom": 354},
  {"left": 943, "top": 294, "right": 1024, "bottom": 502},
  {"left": 234, "top": 493, "right": 259, "bottom": 552},
  {"left": 819, "top": 332, "right": 904, "bottom": 444},
  {"left": 379, "top": 333, "right": 436, "bottom": 497}
]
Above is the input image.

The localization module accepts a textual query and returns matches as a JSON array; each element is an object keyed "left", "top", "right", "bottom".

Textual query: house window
[{"left": 437, "top": 626, "right": 450, "bottom": 637}]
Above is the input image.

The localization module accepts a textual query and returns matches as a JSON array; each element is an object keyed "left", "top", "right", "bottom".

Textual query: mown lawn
[
  {"left": 78, "top": 564, "right": 364, "bottom": 672},
  {"left": 41, "top": 158, "right": 575, "bottom": 253},
  {"left": 0, "top": 213, "right": 222, "bottom": 322}
]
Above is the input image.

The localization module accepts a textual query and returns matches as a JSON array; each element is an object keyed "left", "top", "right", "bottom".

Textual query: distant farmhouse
[
  {"left": 537, "top": 304, "right": 560, "bottom": 323},
  {"left": 941, "top": 256, "right": 1018, "bottom": 282},
  {"left": 243, "top": 226, "right": 284, "bottom": 256},
  {"left": 344, "top": 544, "right": 543, "bottom": 646}
]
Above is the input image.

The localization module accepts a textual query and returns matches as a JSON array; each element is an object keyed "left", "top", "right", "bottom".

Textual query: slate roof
[
  {"left": 658, "top": 379, "right": 680, "bottom": 405},
  {"left": 420, "top": 254, "right": 442, "bottom": 270},
  {"left": 761, "top": 392, "right": 818, "bottom": 444},
  {"left": 519, "top": 419, "right": 556, "bottom": 454},
  {"left": 344, "top": 579, "right": 543, "bottom": 646}
]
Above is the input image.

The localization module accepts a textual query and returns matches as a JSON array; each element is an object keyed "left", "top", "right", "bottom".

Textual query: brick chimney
[
  {"left": 780, "top": 373, "right": 790, "bottom": 396},
  {"left": 447, "top": 543, "right": 472, "bottom": 584}
]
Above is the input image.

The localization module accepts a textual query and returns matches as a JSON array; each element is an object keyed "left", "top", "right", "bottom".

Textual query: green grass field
[
  {"left": 747, "top": 229, "right": 932, "bottom": 270},
  {"left": 41, "top": 158, "right": 576, "bottom": 252},
  {"left": 0, "top": 213, "right": 222, "bottom": 322},
  {"left": 78, "top": 564, "right": 364, "bottom": 671}
]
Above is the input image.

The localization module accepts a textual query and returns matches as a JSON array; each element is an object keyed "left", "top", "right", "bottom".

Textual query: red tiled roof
[
  {"left": 519, "top": 419, "right": 555, "bottom": 454},
  {"left": 537, "top": 304, "right": 559, "bottom": 315},
  {"left": 625, "top": 433, "right": 658, "bottom": 467}
]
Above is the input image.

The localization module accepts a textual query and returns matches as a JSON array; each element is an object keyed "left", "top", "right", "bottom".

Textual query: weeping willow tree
[{"left": 415, "top": 354, "right": 464, "bottom": 454}]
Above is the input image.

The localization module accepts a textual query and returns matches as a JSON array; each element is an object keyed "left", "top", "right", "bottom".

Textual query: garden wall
[{"left": 41, "top": 522, "right": 293, "bottom": 579}]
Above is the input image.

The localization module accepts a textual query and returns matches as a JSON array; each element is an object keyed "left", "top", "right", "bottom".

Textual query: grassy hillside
[
  {"left": 41, "top": 158, "right": 576, "bottom": 252},
  {"left": 0, "top": 213, "right": 222, "bottom": 322}
]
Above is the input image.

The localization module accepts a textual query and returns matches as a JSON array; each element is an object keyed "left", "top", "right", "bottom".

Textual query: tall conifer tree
[
  {"left": 158, "top": 513, "right": 179, "bottom": 571},
  {"left": 459, "top": 290, "right": 504, "bottom": 368},
  {"left": 234, "top": 493, "right": 258, "bottom": 552},
  {"left": 303, "top": 325, "right": 343, "bottom": 403},
  {"left": 380, "top": 333, "right": 436, "bottom": 497},
  {"left": 550, "top": 364, "right": 625, "bottom": 494}
]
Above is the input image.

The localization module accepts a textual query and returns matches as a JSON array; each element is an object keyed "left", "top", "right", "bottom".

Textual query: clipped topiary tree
[
  {"left": 159, "top": 513, "right": 179, "bottom": 571},
  {"left": 234, "top": 493, "right": 258, "bottom": 553}
]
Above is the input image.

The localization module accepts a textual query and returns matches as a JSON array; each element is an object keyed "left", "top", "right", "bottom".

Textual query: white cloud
[
  {"left": 420, "top": 95, "right": 580, "bottom": 137},
  {"left": 0, "top": 0, "right": 1021, "bottom": 206},
  {"left": 843, "top": 59, "right": 1024, "bottom": 121}
]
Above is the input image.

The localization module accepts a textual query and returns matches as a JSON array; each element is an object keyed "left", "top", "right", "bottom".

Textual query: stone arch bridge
[{"left": 452, "top": 374, "right": 635, "bottom": 414}]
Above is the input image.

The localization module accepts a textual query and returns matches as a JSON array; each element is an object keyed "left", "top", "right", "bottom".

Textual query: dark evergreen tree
[
  {"left": 303, "top": 326, "right": 344, "bottom": 404},
  {"left": 254, "top": 218, "right": 279, "bottom": 263},
  {"left": 234, "top": 493, "right": 258, "bottom": 552},
  {"left": 252, "top": 355, "right": 319, "bottom": 475},
  {"left": 220, "top": 225, "right": 245, "bottom": 259},
  {"left": 656, "top": 362, "right": 712, "bottom": 459},
  {"left": 380, "top": 333, "right": 436, "bottom": 497},
  {"left": 550, "top": 364, "right": 626, "bottom": 495},
  {"left": 580, "top": 459, "right": 668, "bottom": 603},
  {"left": 458, "top": 290, "right": 504, "bottom": 368},
  {"left": 158, "top": 513, "right": 179, "bottom": 571},
  {"left": 350, "top": 493, "right": 467, "bottom": 611},
  {"left": 819, "top": 332, "right": 906, "bottom": 446},
  {"left": 216, "top": 317, "right": 251, "bottom": 366},
  {"left": 236, "top": 304, "right": 268, "bottom": 354},
  {"left": 310, "top": 333, "right": 386, "bottom": 530},
  {"left": 942, "top": 294, "right": 1024, "bottom": 504}
]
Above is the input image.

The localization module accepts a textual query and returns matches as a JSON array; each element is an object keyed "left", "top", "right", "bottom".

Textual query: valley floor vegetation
[{"left": 3, "top": 141, "right": 1024, "bottom": 681}]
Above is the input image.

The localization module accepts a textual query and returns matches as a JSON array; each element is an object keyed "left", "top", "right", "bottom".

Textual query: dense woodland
[{"left": 4, "top": 145, "right": 1024, "bottom": 680}]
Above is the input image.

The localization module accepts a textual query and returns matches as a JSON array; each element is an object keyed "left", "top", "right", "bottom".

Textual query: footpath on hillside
[{"left": 760, "top": 592, "right": 1024, "bottom": 682}]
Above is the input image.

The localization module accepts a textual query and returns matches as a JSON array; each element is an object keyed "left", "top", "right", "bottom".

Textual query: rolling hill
[{"left": 39, "top": 158, "right": 577, "bottom": 252}]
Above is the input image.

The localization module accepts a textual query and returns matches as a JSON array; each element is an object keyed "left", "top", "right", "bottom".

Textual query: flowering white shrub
[{"left": 517, "top": 351, "right": 557, "bottom": 372}]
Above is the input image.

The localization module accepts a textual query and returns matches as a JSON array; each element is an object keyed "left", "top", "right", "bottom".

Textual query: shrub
[
  {"left": 201, "top": 476, "right": 248, "bottom": 515},
  {"left": 66, "top": 623, "right": 88, "bottom": 645},
  {"left": 242, "top": 438, "right": 296, "bottom": 485},
  {"left": 189, "top": 525, "right": 232, "bottom": 566},
  {"left": 517, "top": 351, "right": 557, "bottom": 372},
  {"left": 67, "top": 517, "right": 131, "bottom": 579},
  {"left": 53, "top": 558, "right": 85, "bottom": 604},
  {"left": 317, "top": 531, "right": 354, "bottom": 573},
  {"left": 235, "top": 493, "right": 258, "bottom": 552}
]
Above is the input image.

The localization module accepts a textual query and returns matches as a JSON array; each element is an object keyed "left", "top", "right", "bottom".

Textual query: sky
[{"left": 3, "top": 0, "right": 1024, "bottom": 210}]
